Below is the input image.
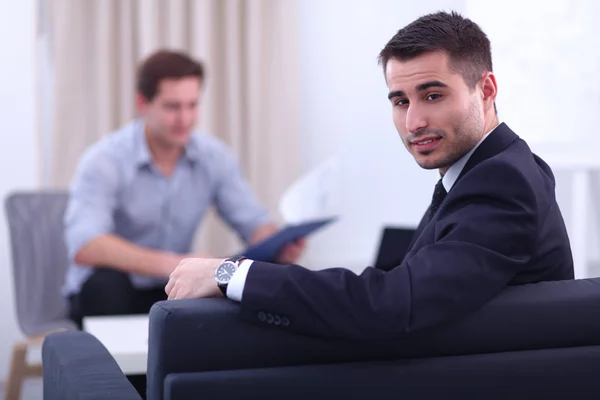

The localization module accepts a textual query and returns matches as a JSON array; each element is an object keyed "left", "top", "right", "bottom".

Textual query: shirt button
[
  {"left": 266, "top": 313, "right": 274, "bottom": 324},
  {"left": 258, "top": 312, "right": 266, "bottom": 322},
  {"left": 281, "top": 317, "right": 290, "bottom": 327},
  {"left": 273, "top": 315, "right": 281, "bottom": 325}
]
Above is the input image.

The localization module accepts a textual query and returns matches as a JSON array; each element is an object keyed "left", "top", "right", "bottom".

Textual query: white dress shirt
[
  {"left": 227, "top": 123, "right": 501, "bottom": 302},
  {"left": 441, "top": 123, "right": 498, "bottom": 192},
  {"left": 226, "top": 259, "right": 253, "bottom": 301}
]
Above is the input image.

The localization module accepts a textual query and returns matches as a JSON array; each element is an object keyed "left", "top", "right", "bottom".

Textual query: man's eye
[
  {"left": 394, "top": 99, "right": 408, "bottom": 106},
  {"left": 426, "top": 94, "right": 442, "bottom": 101}
]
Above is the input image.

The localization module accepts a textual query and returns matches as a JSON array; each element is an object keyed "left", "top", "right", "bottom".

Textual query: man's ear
[
  {"left": 135, "top": 92, "right": 150, "bottom": 115},
  {"left": 480, "top": 72, "right": 498, "bottom": 113}
]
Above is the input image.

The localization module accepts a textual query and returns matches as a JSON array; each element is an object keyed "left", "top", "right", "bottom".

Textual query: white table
[{"left": 83, "top": 314, "right": 149, "bottom": 375}]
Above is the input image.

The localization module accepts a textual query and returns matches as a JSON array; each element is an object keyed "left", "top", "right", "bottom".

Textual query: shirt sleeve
[
  {"left": 226, "top": 259, "right": 254, "bottom": 301},
  {"left": 63, "top": 146, "right": 120, "bottom": 261},
  {"left": 212, "top": 145, "right": 272, "bottom": 242}
]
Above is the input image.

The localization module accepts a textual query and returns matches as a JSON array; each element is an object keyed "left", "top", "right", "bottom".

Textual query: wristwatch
[{"left": 215, "top": 255, "right": 246, "bottom": 296}]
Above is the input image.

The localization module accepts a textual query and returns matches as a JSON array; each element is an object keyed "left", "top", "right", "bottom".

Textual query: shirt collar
[
  {"left": 134, "top": 119, "right": 200, "bottom": 167},
  {"left": 441, "top": 122, "right": 500, "bottom": 192}
]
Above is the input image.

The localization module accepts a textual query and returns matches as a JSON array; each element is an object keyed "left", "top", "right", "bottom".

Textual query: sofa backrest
[{"left": 147, "top": 277, "right": 600, "bottom": 399}]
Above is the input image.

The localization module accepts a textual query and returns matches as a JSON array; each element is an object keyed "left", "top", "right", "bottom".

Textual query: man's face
[
  {"left": 385, "top": 51, "right": 485, "bottom": 173},
  {"left": 138, "top": 77, "right": 201, "bottom": 148}
]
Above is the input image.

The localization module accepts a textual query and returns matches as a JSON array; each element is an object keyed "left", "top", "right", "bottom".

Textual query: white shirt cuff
[{"left": 226, "top": 259, "right": 253, "bottom": 302}]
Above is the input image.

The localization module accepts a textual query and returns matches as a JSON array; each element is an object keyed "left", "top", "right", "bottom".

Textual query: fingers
[
  {"left": 172, "top": 287, "right": 185, "bottom": 301},
  {"left": 167, "top": 279, "right": 177, "bottom": 300},
  {"left": 166, "top": 268, "right": 181, "bottom": 299},
  {"left": 278, "top": 243, "right": 303, "bottom": 264},
  {"left": 167, "top": 280, "right": 187, "bottom": 300},
  {"left": 165, "top": 279, "right": 179, "bottom": 300},
  {"left": 289, "top": 250, "right": 302, "bottom": 262},
  {"left": 165, "top": 258, "right": 188, "bottom": 296},
  {"left": 165, "top": 276, "right": 175, "bottom": 296}
]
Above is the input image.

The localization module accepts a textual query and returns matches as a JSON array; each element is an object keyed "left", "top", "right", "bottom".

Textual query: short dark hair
[
  {"left": 378, "top": 11, "right": 492, "bottom": 89},
  {"left": 136, "top": 50, "right": 205, "bottom": 101}
]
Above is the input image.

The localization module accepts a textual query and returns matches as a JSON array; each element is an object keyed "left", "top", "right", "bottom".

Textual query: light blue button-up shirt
[{"left": 62, "top": 119, "right": 271, "bottom": 296}]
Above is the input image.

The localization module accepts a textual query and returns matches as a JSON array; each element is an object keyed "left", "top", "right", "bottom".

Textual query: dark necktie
[
  {"left": 406, "top": 178, "right": 448, "bottom": 253},
  {"left": 427, "top": 178, "right": 447, "bottom": 222}
]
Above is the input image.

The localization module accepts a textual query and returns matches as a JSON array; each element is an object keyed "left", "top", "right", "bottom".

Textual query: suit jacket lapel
[
  {"left": 452, "top": 122, "right": 519, "bottom": 188},
  {"left": 405, "top": 123, "right": 520, "bottom": 256}
]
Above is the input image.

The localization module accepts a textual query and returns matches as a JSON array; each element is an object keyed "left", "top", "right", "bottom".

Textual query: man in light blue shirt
[{"left": 64, "top": 50, "right": 303, "bottom": 330}]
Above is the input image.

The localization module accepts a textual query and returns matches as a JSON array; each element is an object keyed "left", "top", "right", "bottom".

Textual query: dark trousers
[{"left": 68, "top": 268, "right": 167, "bottom": 399}]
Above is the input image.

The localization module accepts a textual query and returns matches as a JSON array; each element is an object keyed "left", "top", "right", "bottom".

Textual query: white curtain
[{"left": 42, "top": 0, "right": 303, "bottom": 255}]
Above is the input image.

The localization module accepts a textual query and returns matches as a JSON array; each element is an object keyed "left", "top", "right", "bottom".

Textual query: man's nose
[{"left": 405, "top": 105, "right": 428, "bottom": 134}]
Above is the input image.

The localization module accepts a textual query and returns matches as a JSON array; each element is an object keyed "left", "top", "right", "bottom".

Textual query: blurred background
[{"left": 1, "top": 0, "right": 600, "bottom": 397}]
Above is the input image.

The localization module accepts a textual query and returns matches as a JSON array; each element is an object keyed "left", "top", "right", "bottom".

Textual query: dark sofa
[{"left": 43, "top": 277, "right": 600, "bottom": 399}]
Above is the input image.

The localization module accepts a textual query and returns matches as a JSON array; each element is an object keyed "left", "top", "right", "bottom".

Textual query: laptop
[{"left": 373, "top": 226, "right": 417, "bottom": 271}]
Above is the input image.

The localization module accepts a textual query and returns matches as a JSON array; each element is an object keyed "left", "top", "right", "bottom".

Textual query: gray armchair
[{"left": 4, "top": 191, "right": 77, "bottom": 400}]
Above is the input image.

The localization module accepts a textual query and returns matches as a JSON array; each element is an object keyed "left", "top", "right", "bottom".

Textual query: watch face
[{"left": 215, "top": 261, "right": 237, "bottom": 284}]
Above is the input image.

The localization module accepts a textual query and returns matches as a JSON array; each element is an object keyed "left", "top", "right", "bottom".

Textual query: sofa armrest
[
  {"left": 42, "top": 331, "right": 142, "bottom": 400},
  {"left": 148, "top": 277, "right": 600, "bottom": 398}
]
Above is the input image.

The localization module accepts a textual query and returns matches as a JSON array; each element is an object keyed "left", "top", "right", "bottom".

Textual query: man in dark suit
[{"left": 165, "top": 11, "right": 574, "bottom": 340}]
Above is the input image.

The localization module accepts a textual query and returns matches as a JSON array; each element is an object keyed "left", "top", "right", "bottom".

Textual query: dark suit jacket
[{"left": 239, "top": 123, "right": 574, "bottom": 339}]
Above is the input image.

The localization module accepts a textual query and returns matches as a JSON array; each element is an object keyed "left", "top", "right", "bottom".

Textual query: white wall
[
  {"left": 0, "top": 0, "right": 39, "bottom": 381},
  {"left": 467, "top": 0, "right": 600, "bottom": 145}
]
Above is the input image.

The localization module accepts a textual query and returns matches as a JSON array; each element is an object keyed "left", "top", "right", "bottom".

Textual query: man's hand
[
  {"left": 251, "top": 224, "right": 307, "bottom": 265},
  {"left": 277, "top": 238, "right": 307, "bottom": 264},
  {"left": 159, "top": 252, "right": 214, "bottom": 277},
  {"left": 165, "top": 258, "right": 225, "bottom": 300}
]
